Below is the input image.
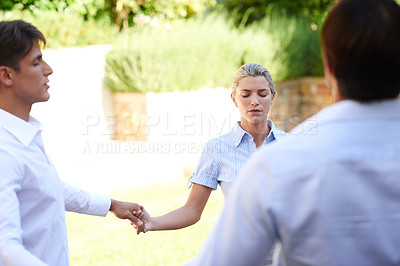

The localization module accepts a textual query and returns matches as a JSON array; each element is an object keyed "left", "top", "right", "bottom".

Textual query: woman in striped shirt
[{"left": 136, "top": 63, "right": 286, "bottom": 247}]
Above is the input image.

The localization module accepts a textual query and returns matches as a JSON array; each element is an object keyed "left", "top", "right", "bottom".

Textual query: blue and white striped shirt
[{"left": 190, "top": 120, "right": 287, "bottom": 198}]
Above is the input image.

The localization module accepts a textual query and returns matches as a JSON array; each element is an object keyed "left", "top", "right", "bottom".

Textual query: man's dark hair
[
  {"left": 321, "top": 0, "right": 400, "bottom": 102},
  {"left": 0, "top": 20, "right": 46, "bottom": 72}
]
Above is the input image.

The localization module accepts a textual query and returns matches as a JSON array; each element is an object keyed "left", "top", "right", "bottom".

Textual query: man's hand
[{"left": 109, "top": 199, "right": 145, "bottom": 232}]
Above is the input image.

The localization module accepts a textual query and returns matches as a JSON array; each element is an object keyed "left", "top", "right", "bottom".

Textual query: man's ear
[
  {"left": 323, "top": 56, "right": 333, "bottom": 76},
  {"left": 323, "top": 54, "right": 332, "bottom": 82},
  {"left": 231, "top": 92, "right": 238, "bottom": 107},
  {"left": 0, "top": 66, "right": 14, "bottom": 87},
  {"left": 323, "top": 55, "right": 343, "bottom": 103}
]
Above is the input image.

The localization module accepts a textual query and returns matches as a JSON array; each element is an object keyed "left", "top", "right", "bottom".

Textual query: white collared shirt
[
  {"left": 190, "top": 120, "right": 287, "bottom": 198},
  {"left": 0, "top": 108, "right": 111, "bottom": 266},
  {"left": 189, "top": 99, "right": 400, "bottom": 266}
]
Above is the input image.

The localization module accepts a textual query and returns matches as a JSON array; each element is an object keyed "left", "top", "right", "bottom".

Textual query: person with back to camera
[
  {"left": 135, "top": 63, "right": 287, "bottom": 265},
  {"left": 0, "top": 20, "right": 145, "bottom": 266},
  {"left": 187, "top": 0, "right": 400, "bottom": 265}
]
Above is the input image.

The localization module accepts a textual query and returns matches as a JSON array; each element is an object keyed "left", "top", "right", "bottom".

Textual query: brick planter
[
  {"left": 112, "top": 92, "right": 148, "bottom": 141},
  {"left": 110, "top": 77, "right": 332, "bottom": 141},
  {"left": 271, "top": 77, "right": 333, "bottom": 132}
]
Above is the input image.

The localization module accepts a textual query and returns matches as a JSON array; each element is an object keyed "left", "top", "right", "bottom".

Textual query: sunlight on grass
[{"left": 66, "top": 178, "right": 224, "bottom": 265}]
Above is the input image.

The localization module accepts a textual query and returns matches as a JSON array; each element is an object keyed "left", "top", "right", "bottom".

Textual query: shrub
[
  {"left": 0, "top": 10, "right": 116, "bottom": 48},
  {"left": 105, "top": 0, "right": 217, "bottom": 29},
  {"left": 216, "top": 0, "right": 335, "bottom": 27},
  {"left": 0, "top": 0, "right": 217, "bottom": 31},
  {"left": 261, "top": 16, "right": 324, "bottom": 81},
  {"left": 104, "top": 13, "right": 282, "bottom": 93}
]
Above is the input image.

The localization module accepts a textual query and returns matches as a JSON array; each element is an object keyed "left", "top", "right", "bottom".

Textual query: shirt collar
[
  {"left": 231, "top": 122, "right": 248, "bottom": 147},
  {"left": 267, "top": 120, "right": 286, "bottom": 141},
  {"left": 290, "top": 99, "right": 400, "bottom": 134},
  {"left": 231, "top": 120, "right": 282, "bottom": 147},
  {"left": 315, "top": 99, "right": 400, "bottom": 125},
  {"left": 0, "top": 108, "right": 42, "bottom": 147}
]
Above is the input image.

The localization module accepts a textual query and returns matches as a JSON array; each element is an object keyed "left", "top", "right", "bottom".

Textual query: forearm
[
  {"left": 144, "top": 184, "right": 212, "bottom": 232},
  {"left": 150, "top": 205, "right": 201, "bottom": 231},
  {"left": 63, "top": 182, "right": 110, "bottom": 216}
]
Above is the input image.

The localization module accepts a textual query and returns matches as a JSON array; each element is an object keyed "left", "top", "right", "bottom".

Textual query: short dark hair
[
  {"left": 0, "top": 20, "right": 46, "bottom": 72},
  {"left": 321, "top": 0, "right": 400, "bottom": 102}
]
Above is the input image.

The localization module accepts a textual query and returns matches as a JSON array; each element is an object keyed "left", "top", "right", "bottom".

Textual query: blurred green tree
[
  {"left": 0, "top": 0, "right": 14, "bottom": 10},
  {"left": 0, "top": 0, "right": 216, "bottom": 30},
  {"left": 0, "top": 0, "right": 108, "bottom": 21},
  {"left": 218, "top": 0, "right": 335, "bottom": 27},
  {"left": 103, "top": 0, "right": 216, "bottom": 30}
]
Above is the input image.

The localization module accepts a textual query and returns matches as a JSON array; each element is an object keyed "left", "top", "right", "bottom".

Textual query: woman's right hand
[{"left": 132, "top": 206, "right": 153, "bottom": 234}]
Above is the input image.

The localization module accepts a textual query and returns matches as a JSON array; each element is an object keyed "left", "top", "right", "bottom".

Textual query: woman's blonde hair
[{"left": 232, "top": 63, "right": 275, "bottom": 95}]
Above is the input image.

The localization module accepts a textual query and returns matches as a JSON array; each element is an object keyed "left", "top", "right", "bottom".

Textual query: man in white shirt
[
  {"left": 0, "top": 20, "right": 144, "bottom": 266},
  {"left": 189, "top": 0, "right": 400, "bottom": 265}
]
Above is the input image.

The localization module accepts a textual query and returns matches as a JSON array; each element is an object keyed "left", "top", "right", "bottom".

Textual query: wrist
[
  {"left": 148, "top": 217, "right": 158, "bottom": 231},
  {"left": 109, "top": 199, "right": 117, "bottom": 212}
]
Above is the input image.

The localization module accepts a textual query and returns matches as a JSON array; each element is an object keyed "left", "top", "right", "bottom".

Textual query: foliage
[
  {"left": 0, "top": 0, "right": 216, "bottom": 30},
  {"left": 104, "top": 0, "right": 216, "bottom": 30},
  {"left": 67, "top": 178, "right": 224, "bottom": 265},
  {"left": 263, "top": 16, "right": 324, "bottom": 81},
  {"left": 0, "top": 0, "right": 109, "bottom": 21},
  {"left": 217, "top": 0, "right": 335, "bottom": 27},
  {"left": 104, "top": 11, "right": 324, "bottom": 93},
  {"left": 2, "top": 1, "right": 326, "bottom": 86},
  {"left": 0, "top": 10, "right": 116, "bottom": 48},
  {"left": 104, "top": 13, "right": 279, "bottom": 93}
]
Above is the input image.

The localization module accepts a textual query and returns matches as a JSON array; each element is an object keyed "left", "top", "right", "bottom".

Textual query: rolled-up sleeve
[{"left": 189, "top": 141, "right": 221, "bottom": 190}]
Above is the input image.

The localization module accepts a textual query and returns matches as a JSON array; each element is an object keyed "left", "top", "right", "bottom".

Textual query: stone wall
[
  {"left": 112, "top": 77, "right": 333, "bottom": 141},
  {"left": 271, "top": 77, "right": 333, "bottom": 132}
]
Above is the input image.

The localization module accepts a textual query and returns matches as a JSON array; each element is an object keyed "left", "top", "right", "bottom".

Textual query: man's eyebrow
[{"left": 32, "top": 54, "right": 42, "bottom": 61}]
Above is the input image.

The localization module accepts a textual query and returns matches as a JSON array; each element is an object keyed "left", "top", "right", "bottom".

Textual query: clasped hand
[
  {"left": 132, "top": 207, "right": 152, "bottom": 235},
  {"left": 109, "top": 199, "right": 146, "bottom": 233},
  {"left": 109, "top": 199, "right": 151, "bottom": 235}
]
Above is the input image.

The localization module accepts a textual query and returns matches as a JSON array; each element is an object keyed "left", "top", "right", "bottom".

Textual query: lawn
[{"left": 66, "top": 178, "right": 224, "bottom": 266}]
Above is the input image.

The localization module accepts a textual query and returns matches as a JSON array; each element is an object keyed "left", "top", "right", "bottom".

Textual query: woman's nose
[{"left": 251, "top": 95, "right": 259, "bottom": 106}]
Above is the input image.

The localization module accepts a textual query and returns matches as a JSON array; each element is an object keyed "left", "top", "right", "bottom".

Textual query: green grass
[{"left": 66, "top": 178, "right": 224, "bottom": 265}]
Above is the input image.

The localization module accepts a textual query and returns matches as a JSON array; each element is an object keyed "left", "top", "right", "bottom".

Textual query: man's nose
[{"left": 43, "top": 60, "right": 53, "bottom": 76}]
